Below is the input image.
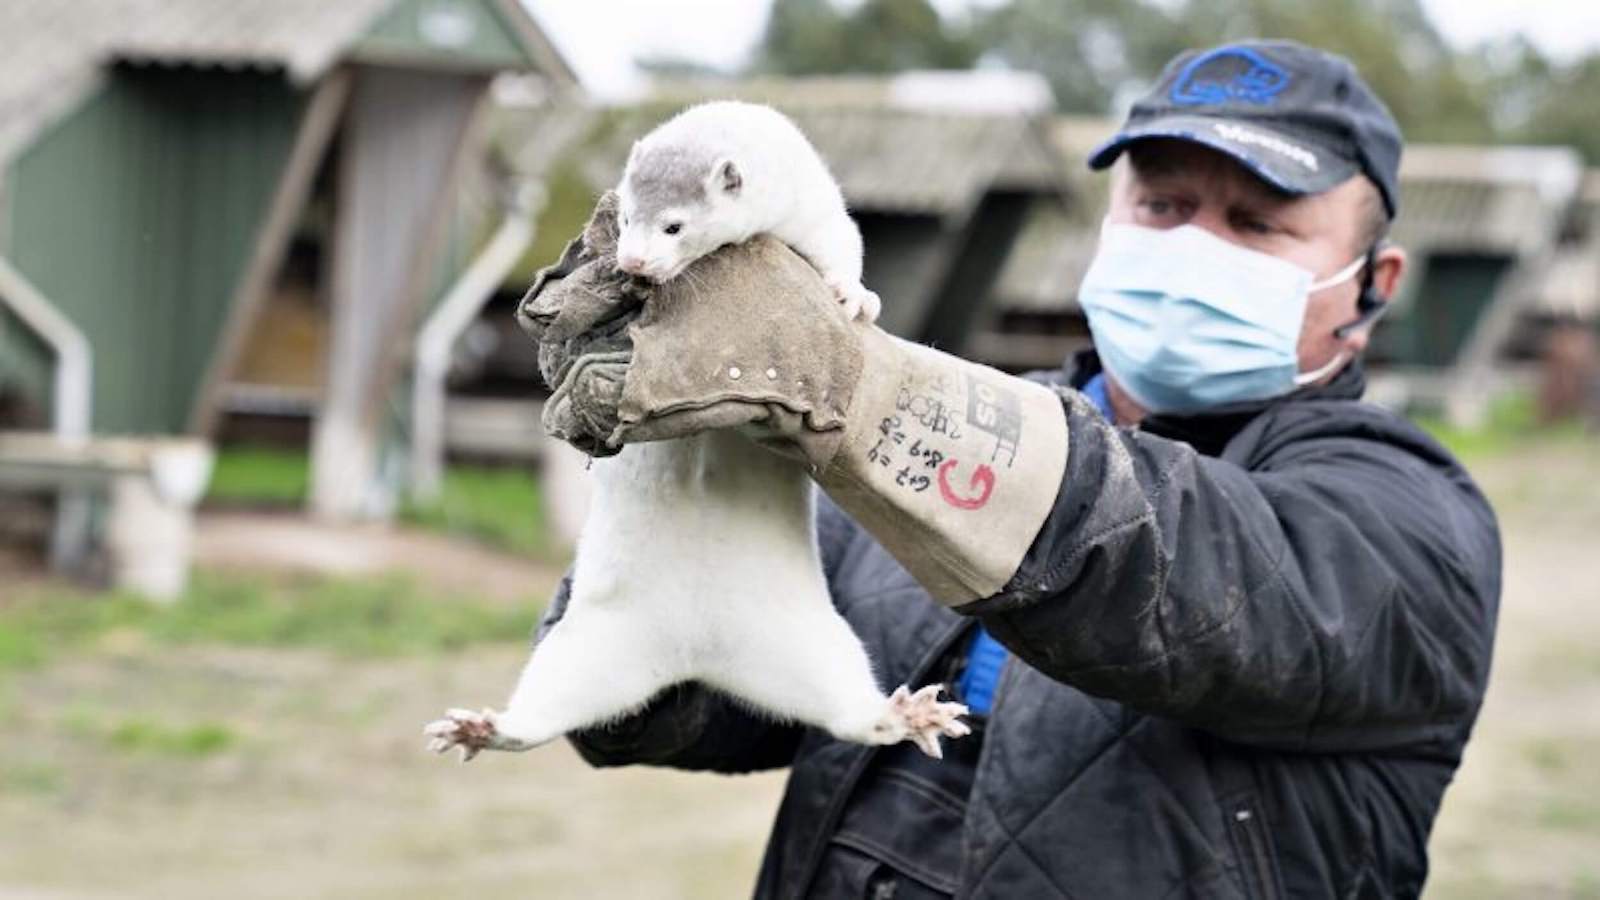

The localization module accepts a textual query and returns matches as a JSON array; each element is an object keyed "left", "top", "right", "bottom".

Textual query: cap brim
[{"left": 1088, "top": 115, "right": 1358, "bottom": 197}]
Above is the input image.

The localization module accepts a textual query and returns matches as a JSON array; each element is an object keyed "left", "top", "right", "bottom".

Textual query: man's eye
[{"left": 663, "top": 223, "right": 682, "bottom": 236}]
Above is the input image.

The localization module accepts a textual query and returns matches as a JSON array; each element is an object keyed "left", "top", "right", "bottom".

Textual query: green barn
[{"left": 0, "top": 0, "right": 574, "bottom": 520}]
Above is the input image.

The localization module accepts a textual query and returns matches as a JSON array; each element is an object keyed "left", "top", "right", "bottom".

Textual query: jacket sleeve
[
  {"left": 964, "top": 392, "right": 1502, "bottom": 752},
  {"left": 540, "top": 575, "right": 804, "bottom": 773}
]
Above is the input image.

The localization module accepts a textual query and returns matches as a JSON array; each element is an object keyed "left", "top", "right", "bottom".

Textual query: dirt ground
[
  {"left": 1423, "top": 443, "right": 1600, "bottom": 899},
  {"left": 0, "top": 443, "right": 1597, "bottom": 898}
]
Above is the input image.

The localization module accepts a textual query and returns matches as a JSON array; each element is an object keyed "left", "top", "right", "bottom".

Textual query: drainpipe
[
  {"left": 410, "top": 181, "right": 544, "bottom": 501},
  {"left": 0, "top": 254, "right": 94, "bottom": 568}
]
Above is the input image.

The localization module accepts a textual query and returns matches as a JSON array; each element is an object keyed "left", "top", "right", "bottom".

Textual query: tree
[
  {"left": 973, "top": 0, "right": 1191, "bottom": 113},
  {"left": 1167, "top": 0, "right": 1493, "bottom": 143},
  {"left": 976, "top": 0, "right": 1495, "bottom": 142},
  {"left": 1469, "top": 38, "right": 1600, "bottom": 164},
  {"left": 755, "top": 0, "right": 982, "bottom": 75},
  {"left": 746, "top": 0, "right": 1598, "bottom": 163}
]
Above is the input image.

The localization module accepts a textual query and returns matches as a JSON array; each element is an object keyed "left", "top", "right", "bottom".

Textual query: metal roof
[
  {"left": 1390, "top": 145, "right": 1586, "bottom": 255},
  {"left": 0, "top": 0, "right": 574, "bottom": 172},
  {"left": 1539, "top": 172, "right": 1600, "bottom": 319},
  {"left": 498, "top": 73, "right": 1072, "bottom": 218}
]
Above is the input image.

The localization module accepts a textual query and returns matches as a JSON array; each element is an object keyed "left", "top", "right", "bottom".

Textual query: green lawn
[
  {"left": 1410, "top": 391, "right": 1592, "bottom": 462},
  {"left": 206, "top": 445, "right": 553, "bottom": 559},
  {"left": 0, "top": 572, "right": 541, "bottom": 671},
  {"left": 205, "top": 445, "right": 311, "bottom": 506}
]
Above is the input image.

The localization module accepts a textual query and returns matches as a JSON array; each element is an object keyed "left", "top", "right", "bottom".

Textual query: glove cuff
[{"left": 815, "top": 328, "right": 1069, "bottom": 606}]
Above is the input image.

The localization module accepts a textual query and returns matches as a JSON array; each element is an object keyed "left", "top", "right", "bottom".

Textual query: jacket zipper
[{"left": 1230, "top": 800, "right": 1280, "bottom": 900}]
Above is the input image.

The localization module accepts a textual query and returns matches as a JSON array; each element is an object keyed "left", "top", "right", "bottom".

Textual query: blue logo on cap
[{"left": 1170, "top": 46, "right": 1290, "bottom": 107}]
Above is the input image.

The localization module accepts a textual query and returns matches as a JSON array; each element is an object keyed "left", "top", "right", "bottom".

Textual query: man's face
[{"left": 1101, "top": 139, "right": 1405, "bottom": 421}]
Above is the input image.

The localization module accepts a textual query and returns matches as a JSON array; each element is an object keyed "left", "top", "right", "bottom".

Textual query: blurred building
[
  {"left": 440, "top": 70, "right": 1075, "bottom": 467},
  {"left": 0, "top": 0, "right": 574, "bottom": 522},
  {"left": 498, "top": 71, "right": 1074, "bottom": 336},
  {"left": 479, "top": 86, "right": 1600, "bottom": 428}
]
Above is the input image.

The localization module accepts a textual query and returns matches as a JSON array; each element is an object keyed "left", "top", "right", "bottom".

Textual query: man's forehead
[{"left": 1126, "top": 139, "right": 1299, "bottom": 205}]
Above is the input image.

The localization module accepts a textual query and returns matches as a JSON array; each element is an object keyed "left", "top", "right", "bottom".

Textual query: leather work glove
[{"left": 518, "top": 193, "right": 1069, "bottom": 606}]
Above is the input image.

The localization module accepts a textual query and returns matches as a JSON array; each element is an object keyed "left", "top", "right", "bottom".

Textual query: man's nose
[{"left": 617, "top": 253, "right": 647, "bottom": 275}]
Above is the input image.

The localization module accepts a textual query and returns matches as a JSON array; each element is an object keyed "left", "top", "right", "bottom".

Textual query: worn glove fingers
[
  {"left": 514, "top": 233, "right": 591, "bottom": 344},
  {"left": 543, "top": 350, "right": 631, "bottom": 453}
]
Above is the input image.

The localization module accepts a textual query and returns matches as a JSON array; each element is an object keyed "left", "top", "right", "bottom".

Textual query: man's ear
[
  {"left": 710, "top": 158, "right": 742, "bottom": 195},
  {"left": 1335, "top": 243, "right": 1408, "bottom": 345},
  {"left": 1372, "top": 244, "right": 1406, "bottom": 300}
]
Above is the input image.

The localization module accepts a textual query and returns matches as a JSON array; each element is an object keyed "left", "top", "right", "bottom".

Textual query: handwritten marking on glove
[{"left": 937, "top": 459, "right": 996, "bottom": 510}]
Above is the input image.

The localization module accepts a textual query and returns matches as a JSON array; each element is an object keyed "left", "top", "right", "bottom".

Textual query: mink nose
[{"left": 617, "top": 254, "right": 647, "bottom": 275}]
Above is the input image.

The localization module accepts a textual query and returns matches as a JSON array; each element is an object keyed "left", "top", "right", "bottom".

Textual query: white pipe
[
  {"left": 0, "top": 254, "right": 94, "bottom": 571},
  {"left": 0, "top": 255, "right": 91, "bottom": 439},
  {"left": 410, "top": 182, "right": 544, "bottom": 500}
]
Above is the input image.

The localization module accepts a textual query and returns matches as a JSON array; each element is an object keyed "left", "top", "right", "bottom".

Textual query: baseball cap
[{"left": 1088, "top": 40, "right": 1403, "bottom": 218}]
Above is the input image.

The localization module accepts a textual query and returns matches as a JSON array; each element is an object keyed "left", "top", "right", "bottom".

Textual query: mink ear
[{"left": 711, "top": 158, "right": 742, "bottom": 195}]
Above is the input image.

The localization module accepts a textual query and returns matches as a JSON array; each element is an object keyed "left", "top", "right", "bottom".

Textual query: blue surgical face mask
[{"left": 1077, "top": 221, "right": 1367, "bottom": 415}]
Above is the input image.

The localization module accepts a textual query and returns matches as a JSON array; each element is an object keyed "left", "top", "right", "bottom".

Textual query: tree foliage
[
  {"left": 755, "top": 0, "right": 982, "bottom": 75},
  {"left": 746, "top": 0, "right": 1600, "bottom": 162}
]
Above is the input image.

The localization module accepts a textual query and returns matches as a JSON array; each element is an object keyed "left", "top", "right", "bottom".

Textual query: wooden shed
[{"left": 0, "top": 0, "right": 573, "bottom": 519}]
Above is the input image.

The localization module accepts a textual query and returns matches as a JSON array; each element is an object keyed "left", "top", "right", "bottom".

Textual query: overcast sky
[{"left": 522, "top": 0, "right": 1600, "bottom": 100}]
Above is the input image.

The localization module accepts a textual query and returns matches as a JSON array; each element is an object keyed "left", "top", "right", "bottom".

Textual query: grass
[
  {"left": 0, "top": 573, "right": 541, "bottom": 671},
  {"left": 1, "top": 762, "right": 64, "bottom": 795},
  {"left": 1524, "top": 738, "right": 1571, "bottom": 774},
  {"left": 400, "top": 464, "right": 552, "bottom": 559},
  {"left": 105, "top": 718, "right": 236, "bottom": 757},
  {"left": 1539, "top": 797, "right": 1600, "bottom": 833},
  {"left": 206, "top": 445, "right": 552, "bottom": 558},
  {"left": 205, "top": 445, "right": 310, "bottom": 506},
  {"left": 1409, "top": 390, "right": 1592, "bottom": 461}
]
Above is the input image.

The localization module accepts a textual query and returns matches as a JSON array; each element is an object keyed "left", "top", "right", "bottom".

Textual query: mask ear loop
[{"left": 1332, "top": 243, "right": 1388, "bottom": 340}]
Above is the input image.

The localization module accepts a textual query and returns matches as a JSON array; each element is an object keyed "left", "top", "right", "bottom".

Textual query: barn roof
[
  {"left": 1390, "top": 144, "right": 1586, "bottom": 255},
  {"left": 0, "top": 0, "right": 572, "bottom": 172},
  {"left": 498, "top": 71, "right": 1072, "bottom": 219},
  {"left": 1539, "top": 170, "right": 1600, "bottom": 319}
]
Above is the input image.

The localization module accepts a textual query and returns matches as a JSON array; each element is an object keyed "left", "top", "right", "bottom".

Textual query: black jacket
[{"left": 543, "top": 356, "right": 1502, "bottom": 899}]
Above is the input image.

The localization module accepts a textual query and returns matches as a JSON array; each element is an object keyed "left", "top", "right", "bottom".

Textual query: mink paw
[
  {"left": 880, "top": 684, "right": 971, "bottom": 759},
  {"left": 424, "top": 707, "right": 501, "bottom": 762},
  {"left": 831, "top": 281, "right": 882, "bottom": 324}
]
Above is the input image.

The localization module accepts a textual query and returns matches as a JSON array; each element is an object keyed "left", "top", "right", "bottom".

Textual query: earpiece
[
  {"left": 1332, "top": 244, "right": 1388, "bottom": 340},
  {"left": 1333, "top": 286, "right": 1388, "bottom": 339}
]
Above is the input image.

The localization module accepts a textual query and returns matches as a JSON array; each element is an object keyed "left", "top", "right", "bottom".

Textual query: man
[{"left": 526, "top": 40, "right": 1501, "bottom": 898}]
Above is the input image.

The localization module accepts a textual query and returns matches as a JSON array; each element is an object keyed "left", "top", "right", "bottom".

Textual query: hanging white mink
[{"left": 423, "top": 101, "right": 969, "bottom": 762}]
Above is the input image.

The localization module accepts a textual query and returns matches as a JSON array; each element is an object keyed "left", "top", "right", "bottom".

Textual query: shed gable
[{"left": 355, "top": 0, "right": 534, "bottom": 72}]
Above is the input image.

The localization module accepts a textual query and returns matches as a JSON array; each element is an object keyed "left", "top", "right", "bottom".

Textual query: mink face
[{"left": 615, "top": 141, "right": 742, "bottom": 283}]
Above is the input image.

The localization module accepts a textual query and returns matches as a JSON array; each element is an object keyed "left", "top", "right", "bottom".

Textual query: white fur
[
  {"left": 426, "top": 430, "right": 970, "bottom": 760},
  {"left": 424, "top": 105, "right": 971, "bottom": 764},
  {"left": 498, "top": 431, "right": 901, "bottom": 746},
  {"left": 616, "top": 101, "right": 881, "bottom": 322}
]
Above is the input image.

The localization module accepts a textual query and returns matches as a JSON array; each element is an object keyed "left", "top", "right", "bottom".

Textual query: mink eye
[{"left": 663, "top": 222, "right": 682, "bottom": 236}]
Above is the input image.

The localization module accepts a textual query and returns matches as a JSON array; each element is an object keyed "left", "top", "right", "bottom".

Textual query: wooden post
[{"left": 310, "top": 66, "right": 489, "bottom": 520}]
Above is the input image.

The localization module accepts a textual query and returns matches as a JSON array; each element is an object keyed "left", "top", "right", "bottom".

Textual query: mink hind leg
[
  {"left": 695, "top": 600, "right": 895, "bottom": 746},
  {"left": 490, "top": 609, "right": 684, "bottom": 750}
]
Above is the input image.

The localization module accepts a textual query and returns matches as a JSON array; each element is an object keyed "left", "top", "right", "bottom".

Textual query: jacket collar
[{"left": 1063, "top": 348, "right": 1368, "bottom": 457}]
